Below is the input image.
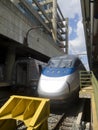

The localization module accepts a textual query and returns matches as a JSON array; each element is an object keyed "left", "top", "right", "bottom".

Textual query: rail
[{"left": 48, "top": 99, "right": 85, "bottom": 130}]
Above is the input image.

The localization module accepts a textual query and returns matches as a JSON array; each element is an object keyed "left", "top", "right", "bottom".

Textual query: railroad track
[
  {"left": 48, "top": 113, "right": 77, "bottom": 130},
  {"left": 48, "top": 99, "right": 85, "bottom": 130},
  {"left": 48, "top": 113, "right": 65, "bottom": 130}
]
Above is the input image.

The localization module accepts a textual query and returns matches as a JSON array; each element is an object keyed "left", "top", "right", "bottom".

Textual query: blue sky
[
  {"left": 58, "top": 0, "right": 89, "bottom": 70},
  {"left": 69, "top": 14, "right": 79, "bottom": 40}
]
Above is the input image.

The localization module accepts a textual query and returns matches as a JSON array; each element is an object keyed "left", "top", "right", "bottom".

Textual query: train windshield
[
  {"left": 47, "top": 59, "right": 72, "bottom": 68},
  {"left": 48, "top": 59, "right": 59, "bottom": 67},
  {"left": 60, "top": 60, "right": 72, "bottom": 68}
]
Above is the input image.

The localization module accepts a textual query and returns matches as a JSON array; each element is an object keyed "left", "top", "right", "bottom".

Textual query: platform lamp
[{"left": 23, "top": 25, "right": 43, "bottom": 46}]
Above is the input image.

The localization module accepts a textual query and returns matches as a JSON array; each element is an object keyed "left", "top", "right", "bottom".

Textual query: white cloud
[
  {"left": 58, "top": 0, "right": 81, "bottom": 19},
  {"left": 69, "top": 20, "right": 86, "bottom": 54},
  {"left": 57, "top": 0, "right": 86, "bottom": 54}
]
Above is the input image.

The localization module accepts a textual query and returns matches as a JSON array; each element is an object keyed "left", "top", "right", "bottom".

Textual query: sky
[{"left": 58, "top": 0, "right": 89, "bottom": 70}]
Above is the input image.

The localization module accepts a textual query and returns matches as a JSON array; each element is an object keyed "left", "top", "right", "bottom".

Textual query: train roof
[
  {"left": 50, "top": 55, "right": 79, "bottom": 61},
  {"left": 47, "top": 55, "right": 85, "bottom": 68}
]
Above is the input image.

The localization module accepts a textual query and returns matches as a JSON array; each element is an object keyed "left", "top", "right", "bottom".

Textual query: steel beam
[
  {"left": 32, "top": 0, "right": 51, "bottom": 22},
  {"left": 20, "top": 0, "right": 51, "bottom": 33}
]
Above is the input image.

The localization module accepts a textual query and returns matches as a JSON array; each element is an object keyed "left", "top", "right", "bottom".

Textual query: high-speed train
[{"left": 37, "top": 55, "right": 85, "bottom": 104}]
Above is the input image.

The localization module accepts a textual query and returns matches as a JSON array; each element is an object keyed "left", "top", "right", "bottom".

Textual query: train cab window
[
  {"left": 60, "top": 60, "right": 72, "bottom": 68},
  {"left": 48, "top": 59, "right": 60, "bottom": 67}
]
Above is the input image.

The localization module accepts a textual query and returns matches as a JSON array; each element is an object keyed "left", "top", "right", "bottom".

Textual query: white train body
[{"left": 38, "top": 55, "right": 85, "bottom": 103}]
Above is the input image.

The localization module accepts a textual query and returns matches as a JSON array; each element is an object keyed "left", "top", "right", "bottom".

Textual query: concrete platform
[{"left": 79, "top": 86, "right": 93, "bottom": 99}]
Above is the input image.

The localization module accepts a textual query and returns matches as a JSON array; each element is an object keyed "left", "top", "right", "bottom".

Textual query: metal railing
[
  {"left": 80, "top": 71, "right": 92, "bottom": 89},
  {"left": 91, "top": 72, "right": 98, "bottom": 120},
  {"left": 80, "top": 71, "right": 98, "bottom": 120}
]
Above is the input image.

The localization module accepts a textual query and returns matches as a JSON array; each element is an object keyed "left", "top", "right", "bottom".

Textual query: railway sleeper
[
  {"left": 61, "top": 122, "right": 73, "bottom": 127},
  {"left": 59, "top": 126, "right": 73, "bottom": 130}
]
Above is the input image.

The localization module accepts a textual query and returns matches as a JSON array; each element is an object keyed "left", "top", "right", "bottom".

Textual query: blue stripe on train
[{"left": 42, "top": 67, "right": 76, "bottom": 77}]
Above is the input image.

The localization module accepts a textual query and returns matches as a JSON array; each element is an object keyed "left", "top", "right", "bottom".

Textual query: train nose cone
[{"left": 38, "top": 75, "right": 69, "bottom": 99}]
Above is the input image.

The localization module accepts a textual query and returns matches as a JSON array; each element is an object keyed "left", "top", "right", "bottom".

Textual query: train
[{"left": 37, "top": 55, "right": 86, "bottom": 104}]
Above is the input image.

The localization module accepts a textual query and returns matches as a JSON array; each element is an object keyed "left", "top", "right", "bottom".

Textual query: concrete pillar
[
  {"left": 65, "top": 18, "right": 68, "bottom": 54},
  {"left": 52, "top": 0, "right": 57, "bottom": 42},
  {"left": 4, "top": 46, "right": 15, "bottom": 83},
  {"left": 90, "top": 0, "right": 94, "bottom": 69}
]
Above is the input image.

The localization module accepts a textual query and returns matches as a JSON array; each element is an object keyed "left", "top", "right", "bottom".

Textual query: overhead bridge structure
[{"left": 0, "top": 0, "right": 68, "bottom": 85}]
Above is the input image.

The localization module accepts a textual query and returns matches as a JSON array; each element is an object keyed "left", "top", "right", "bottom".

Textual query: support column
[
  {"left": 4, "top": 46, "right": 15, "bottom": 83},
  {"left": 65, "top": 18, "right": 68, "bottom": 54},
  {"left": 52, "top": 0, "right": 57, "bottom": 43},
  {"left": 90, "top": 0, "right": 94, "bottom": 69}
]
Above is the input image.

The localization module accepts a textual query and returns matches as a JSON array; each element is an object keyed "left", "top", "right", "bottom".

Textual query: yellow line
[{"left": 91, "top": 94, "right": 98, "bottom": 130}]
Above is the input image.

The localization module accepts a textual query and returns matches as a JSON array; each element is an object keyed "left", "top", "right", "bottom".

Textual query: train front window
[
  {"left": 48, "top": 59, "right": 72, "bottom": 68},
  {"left": 60, "top": 60, "right": 72, "bottom": 68},
  {"left": 48, "top": 59, "right": 60, "bottom": 67}
]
